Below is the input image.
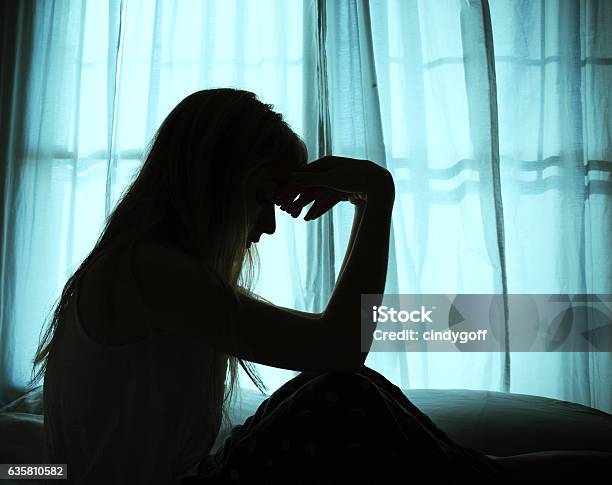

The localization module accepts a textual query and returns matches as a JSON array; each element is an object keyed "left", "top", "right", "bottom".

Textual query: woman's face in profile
[{"left": 244, "top": 161, "right": 295, "bottom": 247}]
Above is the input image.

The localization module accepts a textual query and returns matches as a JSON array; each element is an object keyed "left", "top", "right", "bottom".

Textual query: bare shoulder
[
  {"left": 77, "top": 244, "right": 149, "bottom": 345},
  {"left": 132, "top": 239, "right": 199, "bottom": 281},
  {"left": 78, "top": 239, "right": 218, "bottom": 344},
  {"left": 131, "top": 240, "right": 221, "bottom": 306}
]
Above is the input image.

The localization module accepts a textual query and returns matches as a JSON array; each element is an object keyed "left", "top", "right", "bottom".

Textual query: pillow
[
  {"left": 0, "top": 387, "right": 44, "bottom": 415},
  {"left": 405, "top": 389, "right": 612, "bottom": 456}
]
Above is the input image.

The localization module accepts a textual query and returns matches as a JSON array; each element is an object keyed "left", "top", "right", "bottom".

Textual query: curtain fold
[
  {"left": 0, "top": 0, "right": 610, "bottom": 413},
  {"left": 0, "top": 0, "right": 36, "bottom": 405},
  {"left": 459, "top": 0, "right": 511, "bottom": 391}
]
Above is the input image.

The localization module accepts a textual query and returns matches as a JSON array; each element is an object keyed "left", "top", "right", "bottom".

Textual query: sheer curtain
[{"left": 1, "top": 0, "right": 610, "bottom": 412}]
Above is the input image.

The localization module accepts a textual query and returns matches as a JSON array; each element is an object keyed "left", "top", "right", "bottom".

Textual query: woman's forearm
[
  {"left": 322, "top": 175, "right": 395, "bottom": 365},
  {"left": 335, "top": 203, "right": 366, "bottom": 284}
]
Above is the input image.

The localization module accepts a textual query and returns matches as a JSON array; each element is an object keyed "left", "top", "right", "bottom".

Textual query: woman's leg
[
  {"left": 222, "top": 370, "right": 326, "bottom": 437},
  {"left": 197, "top": 371, "right": 377, "bottom": 484},
  {"left": 353, "top": 365, "right": 460, "bottom": 446},
  {"left": 198, "top": 370, "right": 323, "bottom": 471},
  {"left": 193, "top": 368, "right": 507, "bottom": 485}
]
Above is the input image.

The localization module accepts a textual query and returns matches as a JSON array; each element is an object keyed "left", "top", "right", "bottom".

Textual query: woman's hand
[{"left": 274, "top": 156, "right": 393, "bottom": 220}]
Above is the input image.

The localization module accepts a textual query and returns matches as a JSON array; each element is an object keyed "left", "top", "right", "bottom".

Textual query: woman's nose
[{"left": 258, "top": 204, "right": 276, "bottom": 237}]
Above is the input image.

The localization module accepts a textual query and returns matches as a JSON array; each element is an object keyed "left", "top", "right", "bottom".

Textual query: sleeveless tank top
[{"left": 42, "top": 240, "right": 228, "bottom": 485}]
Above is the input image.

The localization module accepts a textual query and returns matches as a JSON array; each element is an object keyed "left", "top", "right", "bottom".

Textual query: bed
[{"left": 2, "top": 386, "right": 611, "bottom": 483}]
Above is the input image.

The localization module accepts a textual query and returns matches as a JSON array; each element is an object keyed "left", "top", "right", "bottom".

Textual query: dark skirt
[{"left": 182, "top": 365, "right": 509, "bottom": 485}]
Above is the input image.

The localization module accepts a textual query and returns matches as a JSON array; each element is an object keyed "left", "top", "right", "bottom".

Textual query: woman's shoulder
[
  {"left": 130, "top": 239, "right": 224, "bottom": 308},
  {"left": 77, "top": 241, "right": 157, "bottom": 345},
  {"left": 80, "top": 232, "right": 241, "bottom": 345},
  {"left": 131, "top": 237, "right": 195, "bottom": 271}
]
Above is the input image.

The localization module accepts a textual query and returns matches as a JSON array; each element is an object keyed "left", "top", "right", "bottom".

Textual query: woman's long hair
[{"left": 30, "top": 88, "right": 308, "bottom": 429}]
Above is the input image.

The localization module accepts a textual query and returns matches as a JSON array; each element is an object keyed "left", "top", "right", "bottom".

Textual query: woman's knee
[{"left": 311, "top": 368, "right": 374, "bottom": 394}]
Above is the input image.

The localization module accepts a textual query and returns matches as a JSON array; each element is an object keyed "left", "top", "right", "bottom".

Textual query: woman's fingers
[
  {"left": 285, "top": 192, "right": 317, "bottom": 218},
  {"left": 276, "top": 181, "right": 346, "bottom": 221},
  {"left": 302, "top": 194, "right": 341, "bottom": 221},
  {"left": 274, "top": 183, "right": 302, "bottom": 207},
  {"left": 279, "top": 188, "right": 313, "bottom": 211}
]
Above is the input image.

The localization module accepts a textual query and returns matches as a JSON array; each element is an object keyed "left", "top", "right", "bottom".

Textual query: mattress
[{"left": 2, "top": 386, "right": 611, "bottom": 484}]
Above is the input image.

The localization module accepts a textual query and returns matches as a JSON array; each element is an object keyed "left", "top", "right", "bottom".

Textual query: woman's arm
[
  {"left": 129, "top": 162, "right": 394, "bottom": 373},
  {"left": 322, "top": 175, "right": 395, "bottom": 365},
  {"left": 335, "top": 202, "right": 366, "bottom": 286}
]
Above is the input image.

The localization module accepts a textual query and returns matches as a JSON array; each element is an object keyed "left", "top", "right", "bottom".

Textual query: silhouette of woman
[{"left": 33, "top": 89, "right": 511, "bottom": 484}]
